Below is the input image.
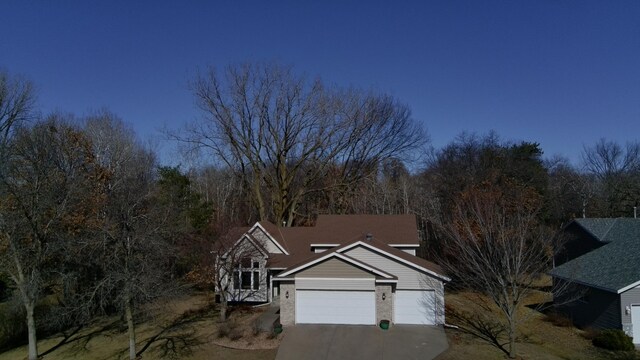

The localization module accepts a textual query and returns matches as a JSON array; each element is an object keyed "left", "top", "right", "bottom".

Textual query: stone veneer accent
[
  {"left": 375, "top": 284, "right": 393, "bottom": 324},
  {"left": 279, "top": 282, "right": 295, "bottom": 326}
]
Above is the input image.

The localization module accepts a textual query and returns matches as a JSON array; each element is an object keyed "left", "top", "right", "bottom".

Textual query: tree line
[{"left": 2, "top": 64, "right": 640, "bottom": 359}]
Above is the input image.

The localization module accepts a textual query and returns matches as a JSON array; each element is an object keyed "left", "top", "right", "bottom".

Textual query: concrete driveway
[{"left": 275, "top": 325, "right": 448, "bottom": 360}]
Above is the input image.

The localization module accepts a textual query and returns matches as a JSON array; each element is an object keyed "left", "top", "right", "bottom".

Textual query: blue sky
[{"left": 2, "top": 1, "right": 639, "bottom": 166}]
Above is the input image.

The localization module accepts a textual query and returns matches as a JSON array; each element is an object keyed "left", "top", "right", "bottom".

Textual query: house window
[
  {"left": 233, "top": 258, "right": 262, "bottom": 290},
  {"left": 253, "top": 271, "right": 260, "bottom": 290},
  {"left": 241, "top": 271, "right": 252, "bottom": 289}
]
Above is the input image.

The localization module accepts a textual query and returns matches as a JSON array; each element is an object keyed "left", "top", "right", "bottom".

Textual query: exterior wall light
[
  {"left": 285, "top": 291, "right": 289, "bottom": 299},
  {"left": 625, "top": 306, "right": 631, "bottom": 315},
  {"left": 382, "top": 293, "right": 386, "bottom": 300}
]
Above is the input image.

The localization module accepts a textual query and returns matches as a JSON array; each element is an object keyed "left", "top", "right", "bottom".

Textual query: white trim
[
  {"left": 268, "top": 267, "right": 287, "bottom": 270},
  {"left": 338, "top": 241, "right": 451, "bottom": 282},
  {"left": 375, "top": 279, "right": 398, "bottom": 283},
  {"left": 250, "top": 222, "right": 290, "bottom": 255},
  {"left": 276, "top": 251, "right": 395, "bottom": 279},
  {"left": 618, "top": 280, "right": 640, "bottom": 294},
  {"left": 295, "top": 277, "right": 376, "bottom": 281},
  {"left": 310, "top": 244, "right": 340, "bottom": 247},
  {"left": 272, "top": 277, "right": 294, "bottom": 281},
  {"left": 389, "top": 244, "right": 420, "bottom": 248}
]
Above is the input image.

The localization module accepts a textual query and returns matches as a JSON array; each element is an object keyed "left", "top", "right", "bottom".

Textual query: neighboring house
[
  {"left": 220, "top": 214, "right": 450, "bottom": 326},
  {"left": 550, "top": 218, "right": 640, "bottom": 344}
]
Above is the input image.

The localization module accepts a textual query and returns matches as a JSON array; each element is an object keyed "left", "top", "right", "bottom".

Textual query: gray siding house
[
  {"left": 219, "top": 215, "right": 450, "bottom": 327},
  {"left": 550, "top": 218, "right": 640, "bottom": 344}
]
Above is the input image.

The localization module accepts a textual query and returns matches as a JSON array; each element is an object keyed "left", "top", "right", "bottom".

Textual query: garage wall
[
  {"left": 344, "top": 246, "right": 442, "bottom": 290},
  {"left": 297, "top": 258, "right": 373, "bottom": 278},
  {"left": 345, "top": 245, "right": 446, "bottom": 324},
  {"left": 376, "top": 284, "right": 393, "bottom": 324},
  {"left": 280, "top": 282, "right": 295, "bottom": 326},
  {"left": 621, "top": 285, "right": 640, "bottom": 339}
]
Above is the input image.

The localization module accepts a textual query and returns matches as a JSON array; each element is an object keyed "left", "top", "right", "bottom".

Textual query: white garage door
[
  {"left": 296, "top": 290, "right": 375, "bottom": 325},
  {"left": 632, "top": 305, "right": 640, "bottom": 344},
  {"left": 394, "top": 290, "right": 436, "bottom": 325}
]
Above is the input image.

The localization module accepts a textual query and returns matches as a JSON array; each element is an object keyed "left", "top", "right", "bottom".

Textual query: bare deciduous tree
[
  {"left": 0, "top": 70, "right": 35, "bottom": 151},
  {"left": 440, "top": 181, "right": 552, "bottom": 358},
  {"left": 0, "top": 117, "right": 101, "bottom": 360},
  {"left": 582, "top": 139, "right": 640, "bottom": 217},
  {"left": 582, "top": 138, "right": 640, "bottom": 178},
  {"left": 172, "top": 62, "right": 426, "bottom": 226},
  {"left": 82, "top": 113, "right": 177, "bottom": 360}
]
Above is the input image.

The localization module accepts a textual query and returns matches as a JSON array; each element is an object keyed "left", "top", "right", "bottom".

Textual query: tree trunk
[
  {"left": 508, "top": 311, "right": 516, "bottom": 359},
  {"left": 220, "top": 297, "right": 228, "bottom": 322},
  {"left": 26, "top": 302, "right": 38, "bottom": 360},
  {"left": 125, "top": 299, "right": 136, "bottom": 360},
  {"left": 252, "top": 174, "right": 267, "bottom": 221}
]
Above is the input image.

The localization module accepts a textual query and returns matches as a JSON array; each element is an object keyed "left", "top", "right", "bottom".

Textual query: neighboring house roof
[
  {"left": 550, "top": 218, "right": 640, "bottom": 293},
  {"left": 572, "top": 218, "right": 624, "bottom": 243}
]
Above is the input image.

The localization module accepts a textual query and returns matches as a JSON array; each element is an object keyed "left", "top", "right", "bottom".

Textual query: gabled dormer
[{"left": 248, "top": 222, "right": 289, "bottom": 255}]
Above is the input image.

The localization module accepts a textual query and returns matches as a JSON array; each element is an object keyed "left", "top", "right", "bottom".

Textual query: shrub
[
  {"left": 216, "top": 322, "right": 231, "bottom": 338},
  {"left": 228, "top": 328, "right": 243, "bottom": 341},
  {"left": 606, "top": 351, "right": 640, "bottom": 360},
  {"left": 251, "top": 319, "right": 262, "bottom": 336},
  {"left": 217, "top": 320, "right": 243, "bottom": 341},
  {"left": 592, "top": 329, "right": 635, "bottom": 351}
]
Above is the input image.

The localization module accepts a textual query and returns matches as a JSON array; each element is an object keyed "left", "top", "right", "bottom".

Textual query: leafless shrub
[
  {"left": 251, "top": 319, "right": 261, "bottom": 336},
  {"left": 217, "top": 320, "right": 242, "bottom": 340},
  {"left": 228, "top": 328, "right": 243, "bottom": 341}
]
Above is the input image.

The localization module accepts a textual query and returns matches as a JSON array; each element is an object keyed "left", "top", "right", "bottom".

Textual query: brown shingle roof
[
  {"left": 314, "top": 214, "right": 420, "bottom": 245},
  {"left": 222, "top": 215, "right": 447, "bottom": 279}
]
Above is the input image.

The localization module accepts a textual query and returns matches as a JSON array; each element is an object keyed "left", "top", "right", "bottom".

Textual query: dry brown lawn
[
  {"left": 436, "top": 290, "right": 637, "bottom": 360},
  {"left": 0, "top": 294, "right": 278, "bottom": 360},
  {"left": 3, "top": 288, "right": 638, "bottom": 360}
]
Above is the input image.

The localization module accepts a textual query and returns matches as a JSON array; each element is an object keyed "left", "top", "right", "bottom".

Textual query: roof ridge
[
  {"left": 573, "top": 219, "right": 602, "bottom": 242},
  {"left": 275, "top": 226, "right": 289, "bottom": 252},
  {"left": 599, "top": 218, "right": 619, "bottom": 242}
]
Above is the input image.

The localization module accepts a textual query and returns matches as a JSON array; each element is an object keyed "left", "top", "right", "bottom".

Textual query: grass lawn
[
  {"left": 0, "top": 293, "right": 278, "bottom": 360},
  {"left": 436, "top": 290, "right": 638, "bottom": 360},
  {"left": 3, "top": 288, "right": 638, "bottom": 359}
]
